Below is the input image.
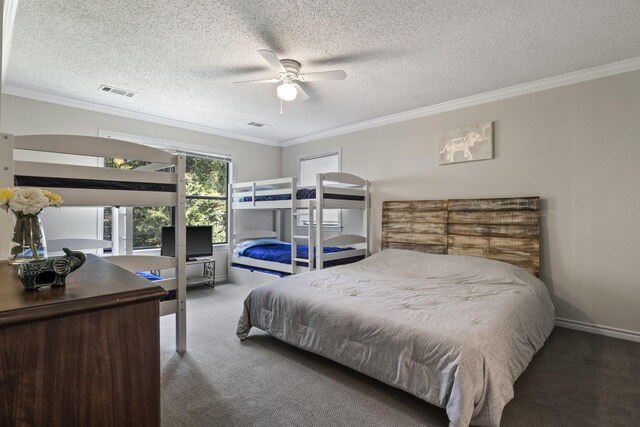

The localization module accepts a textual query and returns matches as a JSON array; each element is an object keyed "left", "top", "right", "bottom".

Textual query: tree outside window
[
  {"left": 184, "top": 156, "right": 228, "bottom": 243},
  {"left": 104, "top": 155, "right": 228, "bottom": 249}
]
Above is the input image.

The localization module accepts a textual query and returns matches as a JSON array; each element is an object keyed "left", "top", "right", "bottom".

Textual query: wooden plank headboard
[{"left": 382, "top": 197, "right": 540, "bottom": 276}]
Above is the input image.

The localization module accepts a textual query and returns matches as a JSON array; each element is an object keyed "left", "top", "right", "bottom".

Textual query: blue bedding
[
  {"left": 234, "top": 238, "right": 284, "bottom": 256},
  {"left": 239, "top": 188, "right": 364, "bottom": 202},
  {"left": 136, "top": 271, "right": 175, "bottom": 301},
  {"left": 238, "top": 243, "right": 359, "bottom": 266}
]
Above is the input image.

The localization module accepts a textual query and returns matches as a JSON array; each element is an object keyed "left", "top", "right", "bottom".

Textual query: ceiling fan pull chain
[{"left": 280, "top": 98, "right": 284, "bottom": 115}]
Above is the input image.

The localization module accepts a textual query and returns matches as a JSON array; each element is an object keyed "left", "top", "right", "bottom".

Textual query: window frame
[
  {"left": 296, "top": 148, "right": 342, "bottom": 228},
  {"left": 99, "top": 130, "right": 234, "bottom": 251},
  {"left": 176, "top": 154, "right": 230, "bottom": 245}
]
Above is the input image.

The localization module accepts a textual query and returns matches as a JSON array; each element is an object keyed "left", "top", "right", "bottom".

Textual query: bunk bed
[
  {"left": 229, "top": 173, "right": 369, "bottom": 277},
  {"left": 1, "top": 133, "right": 187, "bottom": 353}
]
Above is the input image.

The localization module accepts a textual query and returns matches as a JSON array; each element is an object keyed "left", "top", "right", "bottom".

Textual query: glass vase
[{"left": 9, "top": 211, "right": 48, "bottom": 264}]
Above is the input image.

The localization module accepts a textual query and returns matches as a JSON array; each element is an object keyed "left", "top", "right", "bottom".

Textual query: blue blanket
[
  {"left": 241, "top": 243, "right": 352, "bottom": 264},
  {"left": 136, "top": 271, "right": 175, "bottom": 301}
]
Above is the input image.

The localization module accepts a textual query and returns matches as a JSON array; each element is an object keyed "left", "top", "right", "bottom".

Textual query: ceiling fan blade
[
  {"left": 258, "top": 49, "right": 287, "bottom": 73},
  {"left": 233, "top": 78, "right": 280, "bottom": 85},
  {"left": 293, "top": 83, "right": 310, "bottom": 101},
  {"left": 298, "top": 70, "right": 347, "bottom": 82}
]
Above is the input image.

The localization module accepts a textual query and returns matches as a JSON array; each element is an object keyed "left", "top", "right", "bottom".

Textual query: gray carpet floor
[{"left": 159, "top": 283, "right": 640, "bottom": 427}]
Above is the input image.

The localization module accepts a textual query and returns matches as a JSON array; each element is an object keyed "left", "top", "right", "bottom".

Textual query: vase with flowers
[{"left": 0, "top": 187, "right": 63, "bottom": 264}]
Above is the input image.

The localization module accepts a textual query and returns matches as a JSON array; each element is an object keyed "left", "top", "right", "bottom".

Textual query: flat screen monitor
[{"left": 161, "top": 225, "right": 213, "bottom": 260}]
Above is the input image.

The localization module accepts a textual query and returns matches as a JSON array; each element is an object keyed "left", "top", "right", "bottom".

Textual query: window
[
  {"left": 103, "top": 154, "right": 229, "bottom": 250},
  {"left": 184, "top": 155, "right": 228, "bottom": 243},
  {"left": 103, "top": 158, "right": 172, "bottom": 249},
  {"left": 297, "top": 150, "right": 340, "bottom": 227}
]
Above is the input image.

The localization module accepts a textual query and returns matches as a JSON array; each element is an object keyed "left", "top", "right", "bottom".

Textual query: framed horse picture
[{"left": 438, "top": 122, "right": 493, "bottom": 165}]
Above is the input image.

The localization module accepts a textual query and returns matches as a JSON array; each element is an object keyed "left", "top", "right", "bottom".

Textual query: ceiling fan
[{"left": 233, "top": 50, "right": 347, "bottom": 102}]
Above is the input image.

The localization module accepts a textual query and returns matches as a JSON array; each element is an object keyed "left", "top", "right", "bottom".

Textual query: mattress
[
  {"left": 239, "top": 243, "right": 353, "bottom": 264},
  {"left": 238, "top": 188, "right": 364, "bottom": 202},
  {"left": 231, "top": 253, "right": 365, "bottom": 275},
  {"left": 15, "top": 176, "right": 176, "bottom": 192},
  {"left": 237, "top": 249, "right": 555, "bottom": 427}
]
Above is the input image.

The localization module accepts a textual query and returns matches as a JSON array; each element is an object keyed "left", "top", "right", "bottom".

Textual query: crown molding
[
  {"left": 4, "top": 56, "right": 640, "bottom": 149},
  {"left": 2, "top": 0, "right": 20, "bottom": 84},
  {"left": 280, "top": 56, "right": 640, "bottom": 146},
  {"left": 1, "top": 85, "right": 281, "bottom": 147}
]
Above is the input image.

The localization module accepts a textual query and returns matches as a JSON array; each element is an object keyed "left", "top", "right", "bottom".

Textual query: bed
[
  {"left": 230, "top": 174, "right": 368, "bottom": 210},
  {"left": 1, "top": 133, "right": 188, "bottom": 353},
  {"left": 231, "top": 237, "right": 364, "bottom": 276},
  {"left": 229, "top": 173, "right": 369, "bottom": 277},
  {"left": 237, "top": 197, "right": 554, "bottom": 426},
  {"left": 237, "top": 187, "right": 365, "bottom": 202}
]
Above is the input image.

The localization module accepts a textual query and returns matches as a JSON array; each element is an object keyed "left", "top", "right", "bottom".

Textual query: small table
[
  {"left": 187, "top": 257, "right": 216, "bottom": 288},
  {"left": 151, "top": 256, "right": 215, "bottom": 288}
]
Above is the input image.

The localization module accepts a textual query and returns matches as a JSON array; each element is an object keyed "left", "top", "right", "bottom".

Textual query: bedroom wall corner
[{"left": 280, "top": 70, "right": 640, "bottom": 338}]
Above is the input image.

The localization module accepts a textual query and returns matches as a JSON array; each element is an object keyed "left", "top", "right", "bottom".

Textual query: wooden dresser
[{"left": 0, "top": 255, "right": 167, "bottom": 427}]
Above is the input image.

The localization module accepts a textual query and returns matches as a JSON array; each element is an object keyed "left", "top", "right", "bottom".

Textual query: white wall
[
  {"left": 1, "top": 94, "right": 281, "bottom": 280},
  {"left": 282, "top": 70, "right": 640, "bottom": 335},
  {"left": 4, "top": 70, "right": 639, "bottom": 336}
]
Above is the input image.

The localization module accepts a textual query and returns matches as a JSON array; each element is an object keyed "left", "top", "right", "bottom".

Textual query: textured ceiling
[{"left": 6, "top": 0, "right": 640, "bottom": 144}]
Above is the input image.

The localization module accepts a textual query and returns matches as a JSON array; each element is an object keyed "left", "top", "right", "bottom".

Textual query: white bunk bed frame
[
  {"left": 0, "top": 133, "right": 188, "bottom": 353},
  {"left": 229, "top": 173, "right": 369, "bottom": 275}
]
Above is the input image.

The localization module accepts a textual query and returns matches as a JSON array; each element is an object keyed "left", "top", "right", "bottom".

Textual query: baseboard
[{"left": 555, "top": 318, "right": 640, "bottom": 343}]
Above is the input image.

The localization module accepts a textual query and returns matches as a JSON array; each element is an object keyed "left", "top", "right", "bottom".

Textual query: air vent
[
  {"left": 248, "top": 121, "right": 269, "bottom": 128},
  {"left": 99, "top": 84, "right": 136, "bottom": 98}
]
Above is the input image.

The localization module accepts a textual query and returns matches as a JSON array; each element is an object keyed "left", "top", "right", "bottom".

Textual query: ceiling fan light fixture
[
  {"left": 277, "top": 82, "right": 297, "bottom": 101},
  {"left": 235, "top": 50, "right": 346, "bottom": 106}
]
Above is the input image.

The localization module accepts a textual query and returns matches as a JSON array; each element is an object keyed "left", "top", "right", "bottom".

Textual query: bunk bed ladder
[
  {"left": 308, "top": 200, "right": 316, "bottom": 270},
  {"left": 316, "top": 174, "right": 324, "bottom": 270},
  {"left": 290, "top": 176, "right": 298, "bottom": 273},
  {"left": 292, "top": 200, "right": 316, "bottom": 270},
  {"left": 364, "top": 180, "right": 370, "bottom": 257}
]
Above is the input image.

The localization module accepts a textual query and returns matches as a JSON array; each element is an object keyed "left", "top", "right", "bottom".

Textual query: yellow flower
[
  {"left": 0, "top": 187, "right": 13, "bottom": 200},
  {"left": 43, "top": 190, "right": 64, "bottom": 206},
  {"left": 0, "top": 187, "right": 13, "bottom": 210}
]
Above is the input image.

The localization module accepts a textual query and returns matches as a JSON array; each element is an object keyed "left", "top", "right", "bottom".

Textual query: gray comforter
[{"left": 237, "top": 249, "right": 555, "bottom": 426}]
